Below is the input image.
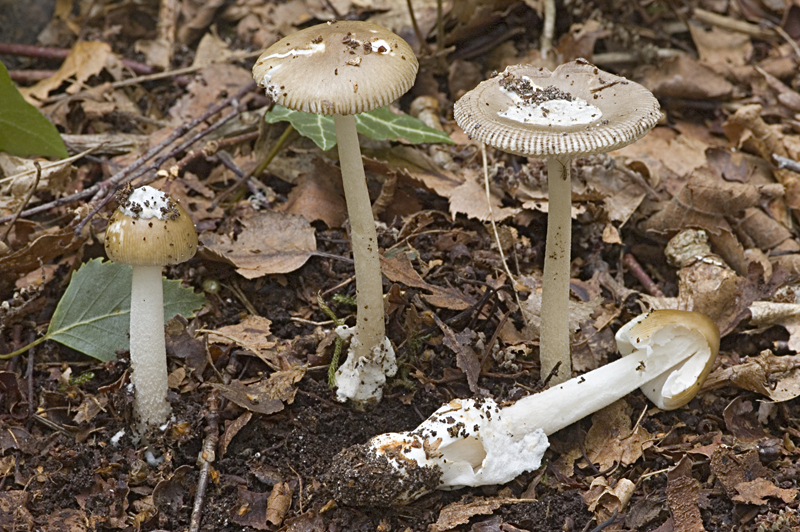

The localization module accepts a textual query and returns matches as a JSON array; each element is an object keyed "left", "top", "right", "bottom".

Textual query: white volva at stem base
[
  {"left": 539, "top": 156, "right": 573, "bottom": 384},
  {"left": 130, "top": 265, "right": 170, "bottom": 427},
  {"left": 332, "top": 114, "right": 395, "bottom": 404}
]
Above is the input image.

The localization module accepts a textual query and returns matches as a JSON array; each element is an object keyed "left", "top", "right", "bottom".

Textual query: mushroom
[
  {"left": 104, "top": 185, "right": 198, "bottom": 427},
  {"left": 252, "top": 21, "right": 419, "bottom": 404},
  {"left": 454, "top": 59, "right": 660, "bottom": 384},
  {"left": 325, "top": 309, "right": 718, "bottom": 506}
]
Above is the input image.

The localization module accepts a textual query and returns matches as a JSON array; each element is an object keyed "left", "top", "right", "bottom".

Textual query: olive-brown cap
[
  {"left": 252, "top": 21, "right": 418, "bottom": 116},
  {"left": 454, "top": 59, "right": 661, "bottom": 157},
  {"left": 105, "top": 186, "right": 198, "bottom": 267}
]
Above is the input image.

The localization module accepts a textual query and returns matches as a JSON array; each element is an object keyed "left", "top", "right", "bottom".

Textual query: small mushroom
[
  {"left": 454, "top": 60, "right": 661, "bottom": 384},
  {"left": 104, "top": 186, "right": 197, "bottom": 427},
  {"left": 325, "top": 309, "right": 718, "bottom": 506},
  {"left": 252, "top": 21, "right": 418, "bottom": 405}
]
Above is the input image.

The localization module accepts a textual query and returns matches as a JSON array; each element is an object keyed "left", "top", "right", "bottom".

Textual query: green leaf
[
  {"left": 263, "top": 105, "right": 454, "bottom": 150},
  {"left": 0, "top": 61, "right": 68, "bottom": 158},
  {"left": 46, "top": 259, "right": 206, "bottom": 362},
  {"left": 355, "top": 107, "right": 454, "bottom": 145},
  {"left": 264, "top": 105, "right": 337, "bottom": 151}
]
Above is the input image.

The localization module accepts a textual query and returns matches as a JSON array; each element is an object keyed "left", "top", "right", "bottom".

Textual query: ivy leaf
[
  {"left": 355, "top": 107, "right": 453, "bottom": 145},
  {"left": 264, "top": 105, "right": 337, "bottom": 151},
  {"left": 46, "top": 259, "right": 206, "bottom": 362},
  {"left": 262, "top": 105, "right": 454, "bottom": 150},
  {"left": 0, "top": 61, "right": 68, "bottom": 159}
]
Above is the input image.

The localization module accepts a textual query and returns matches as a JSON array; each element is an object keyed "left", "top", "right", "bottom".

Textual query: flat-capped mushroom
[
  {"left": 253, "top": 21, "right": 418, "bottom": 405},
  {"left": 454, "top": 59, "right": 660, "bottom": 384},
  {"left": 105, "top": 185, "right": 197, "bottom": 427},
  {"left": 325, "top": 309, "right": 717, "bottom": 506}
]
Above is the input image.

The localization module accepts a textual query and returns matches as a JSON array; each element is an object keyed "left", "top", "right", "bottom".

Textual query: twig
[
  {"left": 405, "top": 0, "right": 432, "bottom": 55},
  {"left": 480, "top": 144, "right": 527, "bottom": 324},
  {"left": 212, "top": 124, "right": 293, "bottom": 209},
  {"left": 774, "top": 154, "right": 800, "bottom": 173},
  {"left": 70, "top": 82, "right": 256, "bottom": 235},
  {"left": 42, "top": 51, "right": 261, "bottom": 104},
  {"left": 692, "top": 8, "right": 775, "bottom": 40},
  {"left": 0, "top": 83, "right": 256, "bottom": 228},
  {"left": 0, "top": 42, "right": 154, "bottom": 75},
  {"left": 188, "top": 390, "right": 220, "bottom": 532},
  {"left": 623, "top": 253, "right": 664, "bottom": 297},
  {"left": 1, "top": 162, "right": 42, "bottom": 243},
  {"left": 8, "top": 70, "right": 55, "bottom": 83}
]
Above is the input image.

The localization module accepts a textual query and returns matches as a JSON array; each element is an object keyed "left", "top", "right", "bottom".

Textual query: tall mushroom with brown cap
[
  {"left": 252, "top": 21, "right": 418, "bottom": 404},
  {"left": 454, "top": 59, "right": 660, "bottom": 384},
  {"left": 105, "top": 186, "right": 198, "bottom": 427}
]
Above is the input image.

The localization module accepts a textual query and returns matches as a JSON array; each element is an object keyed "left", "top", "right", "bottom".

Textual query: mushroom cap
[
  {"left": 454, "top": 59, "right": 661, "bottom": 157},
  {"left": 252, "top": 21, "right": 418, "bottom": 116},
  {"left": 105, "top": 186, "right": 198, "bottom": 267},
  {"left": 616, "top": 309, "right": 720, "bottom": 410}
]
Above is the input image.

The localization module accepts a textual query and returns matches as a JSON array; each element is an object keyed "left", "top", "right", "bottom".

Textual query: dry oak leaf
[
  {"left": 705, "top": 348, "right": 800, "bottom": 402},
  {"left": 21, "top": 41, "right": 112, "bottom": 102},
  {"left": 211, "top": 366, "right": 306, "bottom": 416},
  {"left": 429, "top": 496, "right": 521, "bottom": 532},
  {"left": 640, "top": 54, "right": 734, "bottom": 100},
  {"left": 381, "top": 253, "right": 474, "bottom": 310},
  {"left": 644, "top": 168, "right": 759, "bottom": 235},
  {"left": 201, "top": 211, "right": 316, "bottom": 278},
  {"left": 732, "top": 478, "right": 798, "bottom": 505},
  {"left": 585, "top": 399, "right": 652, "bottom": 472}
]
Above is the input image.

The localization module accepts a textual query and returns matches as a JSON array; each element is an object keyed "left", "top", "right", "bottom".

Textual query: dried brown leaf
[
  {"left": 21, "top": 41, "right": 111, "bottom": 102},
  {"left": 201, "top": 211, "right": 316, "bottom": 278},
  {"left": 266, "top": 482, "right": 294, "bottom": 526},
  {"left": 220, "top": 411, "right": 252, "bottom": 459},
  {"left": 429, "top": 497, "right": 516, "bottom": 532},
  {"left": 436, "top": 316, "right": 482, "bottom": 393},
  {"left": 732, "top": 478, "right": 798, "bottom": 505},
  {"left": 640, "top": 55, "right": 734, "bottom": 100},
  {"left": 381, "top": 254, "right": 474, "bottom": 310},
  {"left": 232, "top": 487, "right": 270, "bottom": 530},
  {"left": 666, "top": 456, "right": 705, "bottom": 532},
  {"left": 585, "top": 400, "right": 652, "bottom": 471}
]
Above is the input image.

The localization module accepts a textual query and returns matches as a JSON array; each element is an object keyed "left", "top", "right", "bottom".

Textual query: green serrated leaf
[
  {"left": 0, "top": 62, "right": 68, "bottom": 159},
  {"left": 355, "top": 107, "right": 454, "bottom": 145},
  {"left": 263, "top": 105, "right": 453, "bottom": 150},
  {"left": 47, "top": 259, "right": 206, "bottom": 362},
  {"left": 264, "top": 105, "right": 337, "bottom": 151}
]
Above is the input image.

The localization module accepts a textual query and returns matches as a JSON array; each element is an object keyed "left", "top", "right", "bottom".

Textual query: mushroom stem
[
  {"left": 333, "top": 114, "right": 394, "bottom": 403},
  {"left": 129, "top": 265, "right": 170, "bottom": 427},
  {"left": 539, "top": 155, "right": 572, "bottom": 384}
]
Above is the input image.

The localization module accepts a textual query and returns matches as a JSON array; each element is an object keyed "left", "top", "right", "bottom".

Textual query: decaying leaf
[
  {"left": 644, "top": 168, "right": 759, "bottom": 235},
  {"left": 732, "top": 478, "right": 797, "bottom": 505},
  {"left": 232, "top": 487, "right": 270, "bottom": 530},
  {"left": 266, "top": 482, "right": 294, "bottom": 526},
  {"left": 429, "top": 496, "right": 519, "bottom": 532},
  {"left": 436, "top": 316, "right": 482, "bottom": 393},
  {"left": 211, "top": 366, "right": 306, "bottom": 415},
  {"left": 381, "top": 254, "right": 474, "bottom": 310},
  {"left": 585, "top": 399, "right": 652, "bottom": 471},
  {"left": 666, "top": 456, "right": 705, "bottom": 532},
  {"left": 201, "top": 211, "right": 317, "bottom": 278},
  {"left": 583, "top": 476, "right": 635, "bottom": 522},
  {"left": 705, "top": 349, "right": 800, "bottom": 402},
  {"left": 205, "top": 316, "right": 277, "bottom": 363},
  {"left": 21, "top": 41, "right": 112, "bottom": 102}
]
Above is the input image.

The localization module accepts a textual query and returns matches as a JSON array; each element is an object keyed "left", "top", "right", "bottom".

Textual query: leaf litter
[{"left": 4, "top": 1, "right": 800, "bottom": 531}]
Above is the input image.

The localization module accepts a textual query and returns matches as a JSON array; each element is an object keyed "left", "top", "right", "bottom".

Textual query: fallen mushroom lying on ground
[{"left": 324, "top": 310, "right": 719, "bottom": 506}]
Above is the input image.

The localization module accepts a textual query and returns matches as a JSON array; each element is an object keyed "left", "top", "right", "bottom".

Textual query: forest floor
[{"left": 2, "top": 0, "right": 800, "bottom": 531}]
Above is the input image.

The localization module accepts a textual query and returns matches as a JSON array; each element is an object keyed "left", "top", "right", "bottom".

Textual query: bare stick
[
  {"left": 622, "top": 253, "right": 664, "bottom": 297},
  {"left": 188, "top": 390, "right": 220, "bottom": 532},
  {"left": 0, "top": 42, "right": 154, "bottom": 74},
  {"left": 0, "top": 82, "right": 256, "bottom": 227}
]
